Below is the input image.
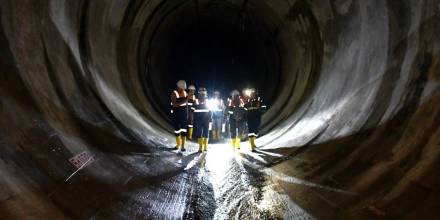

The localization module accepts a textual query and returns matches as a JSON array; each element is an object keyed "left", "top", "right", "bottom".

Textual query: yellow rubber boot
[
  {"left": 231, "top": 139, "right": 236, "bottom": 148},
  {"left": 198, "top": 138, "right": 203, "bottom": 152},
  {"left": 181, "top": 136, "right": 187, "bottom": 151},
  {"left": 175, "top": 135, "right": 181, "bottom": 149},
  {"left": 235, "top": 138, "right": 240, "bottom": 149},
  {"left": 250, "top": 136, "right": 257, "bottom": 151},
  {"left": 217, "top": 130, "right": 221, "bottom": 139},
  {"left": 203, "top": 138, "right": 208, "bottom": 151},
  {"left": 188, "top": 127, "right": 193, "bottom": 140}
]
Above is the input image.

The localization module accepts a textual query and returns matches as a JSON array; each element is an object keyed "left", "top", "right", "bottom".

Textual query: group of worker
[{"left": 170, "top": 80, "right": 266, "bottom": 153}]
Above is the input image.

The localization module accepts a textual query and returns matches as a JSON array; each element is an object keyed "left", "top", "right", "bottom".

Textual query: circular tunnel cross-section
[{"left": 1, "top": 0, "right": 440, "bottom": 219}]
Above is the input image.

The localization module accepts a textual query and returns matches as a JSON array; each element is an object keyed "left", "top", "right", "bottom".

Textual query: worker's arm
[
  {"left": 227, "top": 104, "right": 234, "bottom": 115},
  {"left": 260, "top": 98, "right": 267, "bottom": 113},
  {"left": 243, "top": 101, "right": 249, "bottom": 111},
  {"left": 170, "top": 93, "right": 177, "bottom": 107},
  {"left": 223, "top": 105, "right": 229, "bottom": 120}
]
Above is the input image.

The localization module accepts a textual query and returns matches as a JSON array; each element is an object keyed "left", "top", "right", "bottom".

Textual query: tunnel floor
[{"left": 44, "top": 141, "right": 358, "bottom": 220}]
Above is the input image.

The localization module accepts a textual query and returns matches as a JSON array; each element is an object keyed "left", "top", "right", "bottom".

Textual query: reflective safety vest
[
  {"left": 244, "top": 97, "right": 263, "bottom": 111},
  {"left": 228, "top": 97, "right": 246, "bottom": 121},
  {"left": 187, "top": 94, "right": 196, "bottom": 106},
  {"left": 244, "top": 96, "right": 267, "bottom": 118},
  {"left": 191, "top": 99, "right": 211, "bottom": 121},
  {"left": 171, "top": 90, "right": 188, "bottom": 108},
  {"left": 227, "top": 97, "right": 244, "bottom": 113}
]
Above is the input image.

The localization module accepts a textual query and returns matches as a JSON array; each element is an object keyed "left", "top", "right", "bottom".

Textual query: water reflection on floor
[{"left": 93, "top": 142, "right": 318, "bottom": 219}]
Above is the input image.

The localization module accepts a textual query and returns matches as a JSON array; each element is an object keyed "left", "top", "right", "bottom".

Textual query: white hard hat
[
  {"left": 214, "top": 91, "right": 220, "bottom": 96},
  {"left": 177, "top": 80, "right": 187, "bottom": 89},
  {"left": 188, "top": 85, "right": 196, "bottom": 90},
  {"left": 230, "top": 90, "right": 239, "bottom": 97}
]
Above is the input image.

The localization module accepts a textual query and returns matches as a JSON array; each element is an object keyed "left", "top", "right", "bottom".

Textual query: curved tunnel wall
[{"left": 1, "top": 0, "right": 440, "bottom": 219}]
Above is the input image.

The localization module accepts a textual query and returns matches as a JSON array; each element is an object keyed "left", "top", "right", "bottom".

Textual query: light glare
[
  {"left": 207, "top": 98, "right": 219, "bottom": 111},
  {"left": 244, "top": 89, "right": 252, "bottom": 97}
]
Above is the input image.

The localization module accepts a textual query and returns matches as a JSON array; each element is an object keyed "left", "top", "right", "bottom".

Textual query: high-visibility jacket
[
  {"left": 187, "top": 94, "right": 196, "bottom": 106},
  {"left": 228, "top": 97, "right": 246, "bottom": 121},
  {"left": 244, "top": 96, "right": 266, "bottom": 118},
  {"left": 191, "top": 99, "right": 212, "bottom": 121},
  {"left": 170, "top": 90, "right": 188, "bottom": 114}
]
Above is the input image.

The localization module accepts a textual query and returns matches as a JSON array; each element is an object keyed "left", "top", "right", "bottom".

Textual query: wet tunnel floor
[{"left": 51, "top": 142, "right": 357, "bottom": 220}]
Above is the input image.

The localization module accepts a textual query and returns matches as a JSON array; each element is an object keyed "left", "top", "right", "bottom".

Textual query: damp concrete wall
[{"left": 1, "top": 0, "right": 440, "bottom": 219}]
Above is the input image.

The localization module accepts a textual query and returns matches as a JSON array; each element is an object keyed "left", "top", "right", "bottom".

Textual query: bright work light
[
  {"left": 244, "top": 88, "right": 254, "bottom": 97},
  {"left": 207, "top": 98, "right": 219, "bottom": 111}
]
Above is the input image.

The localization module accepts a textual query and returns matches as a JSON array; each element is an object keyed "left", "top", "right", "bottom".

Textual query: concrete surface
[{"left": 0, "top": 0, "right": 440, "bottom": 219}]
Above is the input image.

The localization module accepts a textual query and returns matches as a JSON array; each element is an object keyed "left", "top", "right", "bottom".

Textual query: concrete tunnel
[{"left": 1, "top": 0, "right": 440, "bottom": 219}]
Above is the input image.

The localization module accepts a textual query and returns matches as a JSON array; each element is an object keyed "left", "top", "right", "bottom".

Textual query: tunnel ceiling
[{"left": 1, "top": 0, "right": 440, "bottom": 219}]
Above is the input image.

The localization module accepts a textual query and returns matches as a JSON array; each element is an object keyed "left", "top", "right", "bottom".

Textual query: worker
[
  {"left": 223, "top": 98, "right": 231, "bottom": 139},
  {"left": 187, "top": 85, "right": 197, "bottom": 140},
  {"left": 228, "top": 90, "right": 246, "bottom": 149},
  {"left": 240, "top": 88, "right": 253, "bottom": 139},
  {"left": 210, "top": 91, "right": 224, "bottom": 141},
  {"left": 192, "top": 87, "right": 211, "bottom": 152},
  {"left": 244, "top": 88, "right": 267, "bottom": 152},
  {"left": 170, "top": 80, "right": 189, "bottom": 151}
]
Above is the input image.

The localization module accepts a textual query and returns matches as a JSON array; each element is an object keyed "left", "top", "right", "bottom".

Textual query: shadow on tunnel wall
[{"left": 263, "top": 71, "right": 440, "bottom": 219}]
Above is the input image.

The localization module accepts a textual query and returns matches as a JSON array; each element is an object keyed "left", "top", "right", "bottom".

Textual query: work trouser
[
  {"left": 223, "top": 117, "right": 230, "bottom": 138},
  {"left": 247, "top": 115, "right": 261, "bottom": 137},
  {"left": 194, "top": 118, "right": 210, "bottom": 138},
  {"left": 211, "top": 116, "right": 222, "bottom": 140},
  {"left": 230, "top": 118, "right": 246, "bottom": 139},
  {"left": 172, "top": 107, "right": 188, "bottom": 136},
  {"left": 187, "top": 115, "right": 194, "bottom": 139},
  {"left": 211, "top": 116, "right": 222, "bottom": 131}
]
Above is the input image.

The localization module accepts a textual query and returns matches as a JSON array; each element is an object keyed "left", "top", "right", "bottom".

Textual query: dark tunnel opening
[
  {"left": 144, "top": 0, "right": 282, "bottom": 121},
  {"left": 137, "top": 0, "right": 322, "bottom": 131}
]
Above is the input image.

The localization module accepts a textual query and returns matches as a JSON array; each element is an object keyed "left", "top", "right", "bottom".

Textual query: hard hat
[
  {"left": 230, "top": 90, "right": 239, "bottom": 97},
  {"left": 188, "top": 85, "right": 196, "bottom": 91},
  {"left": 177, "top": 80, "right": 187, "bottom": 89},
  {"left": 214, "top": 91, "right": 220, "bottom": 96}
]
